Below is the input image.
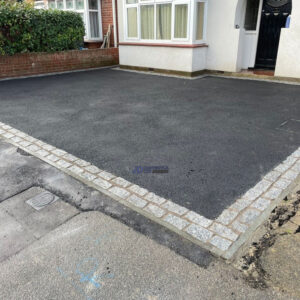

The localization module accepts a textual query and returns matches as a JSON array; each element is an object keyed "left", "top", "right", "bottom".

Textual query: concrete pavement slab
[
  {"left": 0, "top": 211, "right": 289, "bottom": 300},
  {"left": 0, "top": 209, "right": 36, "bottom": 263},
  {"left": 0, "top": 186, "right": 79, "bottom": 261}
]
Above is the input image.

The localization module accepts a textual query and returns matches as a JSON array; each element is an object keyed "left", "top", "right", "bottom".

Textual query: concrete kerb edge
[{"left": 0, "top": 123, "right": 299, "bottom": 260}]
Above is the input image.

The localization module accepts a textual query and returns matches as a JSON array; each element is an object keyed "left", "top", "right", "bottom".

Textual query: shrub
[{"left": 0, "top": 1, "right": 85, "bottom": 55}]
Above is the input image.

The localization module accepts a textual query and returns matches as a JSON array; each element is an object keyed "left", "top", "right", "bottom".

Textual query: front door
[{"left": 255, "top": 0, "right": 292, "bottom": 69}]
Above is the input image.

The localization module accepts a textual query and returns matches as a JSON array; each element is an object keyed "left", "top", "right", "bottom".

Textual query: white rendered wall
[
  {"left": 119, "top": 45, "right": 207, "bottom": 73},
  {"left": 275, "top": 1, "right": 300, "bottom": 78},
  {"left": 192, "top": 47, "right": 208, "bottom": 72}
]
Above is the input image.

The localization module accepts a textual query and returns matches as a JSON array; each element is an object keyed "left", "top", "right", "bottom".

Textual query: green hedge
[{"left": 0, "top": 1, "right": 85, "bottom": 55}]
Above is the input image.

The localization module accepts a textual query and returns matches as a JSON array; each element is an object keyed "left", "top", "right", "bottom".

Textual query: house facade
[
  {"left": 34, "top": 0, "right": 118, "bottom": 47},
  {"left": 117, "top": 0, "right": 300, "bottom": 78}
]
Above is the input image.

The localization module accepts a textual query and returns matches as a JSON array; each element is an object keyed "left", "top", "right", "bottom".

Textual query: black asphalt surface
[{"left": 0, "top": 69, "right": 299, "bottom": 219}]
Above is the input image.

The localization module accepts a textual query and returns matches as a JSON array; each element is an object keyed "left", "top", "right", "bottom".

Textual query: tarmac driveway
[{"left": 0, "top": 68, "right": 299, "bottom": 219}]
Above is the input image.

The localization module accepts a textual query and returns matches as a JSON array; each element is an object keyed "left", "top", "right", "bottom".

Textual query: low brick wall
[{"left": 0, "top": 48, "right": 119, "bottom": 79}]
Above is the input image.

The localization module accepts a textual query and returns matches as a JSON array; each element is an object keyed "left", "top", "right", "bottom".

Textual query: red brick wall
[
  {"left": 101, "top": 0, "right": 118, "bottom": 47},
  {"left": 0, "top": 48, "right": 119, "bottom": 79}
]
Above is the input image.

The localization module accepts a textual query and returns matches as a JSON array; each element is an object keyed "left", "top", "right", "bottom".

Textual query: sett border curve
[{"left": 0, "top": 122, "right": 299, "bottom": 259}]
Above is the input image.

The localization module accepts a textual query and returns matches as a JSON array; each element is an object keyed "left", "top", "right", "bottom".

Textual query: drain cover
[
  {"left": 278, "top": 119, "right": 300, "bottom": 133},
  {"left": 26, "top": 191, "right": 59, "bottom": 210}
]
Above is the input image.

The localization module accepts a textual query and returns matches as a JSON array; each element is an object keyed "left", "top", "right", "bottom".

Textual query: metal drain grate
[
  {"left": 277, "top": 119, "right": 300, "bottom": 133},
  {"left": 26, "top": 191, "right": 59, "bottom": 211}
]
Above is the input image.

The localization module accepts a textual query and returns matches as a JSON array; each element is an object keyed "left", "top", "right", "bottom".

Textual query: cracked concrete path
[{"left": 0, "top": 139, "right": 292, "bottom": 299}]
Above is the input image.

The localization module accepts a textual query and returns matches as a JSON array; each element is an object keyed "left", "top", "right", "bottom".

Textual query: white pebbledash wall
[
  {"left": 275, "top": 0, "right": 300, "bottom": 78},
  {"left": 118, "top": 0, "right": 300, "bottom": 78}
]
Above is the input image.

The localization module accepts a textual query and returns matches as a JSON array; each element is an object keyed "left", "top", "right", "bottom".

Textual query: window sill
[{"left": 119, "top": 42, "right": 208, "bottom": 48}]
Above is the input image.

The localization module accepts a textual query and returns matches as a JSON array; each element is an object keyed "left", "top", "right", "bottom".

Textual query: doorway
[{"left": 255, "top": 0, "right": 292, "bottom": 69}]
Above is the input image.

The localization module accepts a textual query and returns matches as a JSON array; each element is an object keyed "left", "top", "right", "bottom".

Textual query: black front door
[{"left": 255, "top": 0, "right": 292, "bottom": 69}]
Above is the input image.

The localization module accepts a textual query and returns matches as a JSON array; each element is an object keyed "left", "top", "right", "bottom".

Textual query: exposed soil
[{"left": 237, "top": 190, "right": 300, "bottom": 289}]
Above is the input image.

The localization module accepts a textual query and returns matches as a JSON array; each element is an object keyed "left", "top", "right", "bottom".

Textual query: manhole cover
[
  {"left": 26, "top": 191, "right": 59, "bottom": 210},
  {"left": 277, "top": 119, "right": 300, "bottom": 133}
]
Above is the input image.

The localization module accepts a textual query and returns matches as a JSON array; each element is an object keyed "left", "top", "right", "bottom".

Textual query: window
[
  {"left": 141, "top": 5, "right": 154, "bottom": 39},
  {"left": 48, "top": 0, "right": 56, "bottom": 9},
  {"left": 75, "top": 0, "right": 84, "bottom": 9},
  {"left": 196, "top": 1, "right": 205, "bottom": 40},
  {"left": 66, "top": 0, "right": 74, "bottom": 9},
  {"left": 174, "top": 4, "right": 188, "bottom": 39},
  {"left": 156, "top": 4, "right": 172, "bottom": 40},
  {"left": 48, "top": 0, "right": 103, "bottom": 40},
  {"left": 127, "top": 7, "right": 138, "bottom": 38},
  {"left": 124, "top": 0, "right": 207, "bottom": 43},
  {"left": 88, "top": 0, "right": 100, "bottom": 38},
  {"left": 244, "top": 0, "right": 260, "bottom": 30},
  {"left": 57, "top": 0, "right": 64, "bottom": 9}
]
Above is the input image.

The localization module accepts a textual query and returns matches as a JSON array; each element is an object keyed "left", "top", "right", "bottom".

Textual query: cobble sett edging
[{"left": 0, "top": 122, "right": 299, "bottom": 259}]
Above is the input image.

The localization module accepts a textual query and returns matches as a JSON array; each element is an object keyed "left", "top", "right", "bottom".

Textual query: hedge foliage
[{"left": 0, "top": 1, "right": 85, "bottom": 55}]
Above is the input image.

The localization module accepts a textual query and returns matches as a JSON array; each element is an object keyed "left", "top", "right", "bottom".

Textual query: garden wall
[{"left": 0, "top": 48, "right": 119, "bottom": 79}]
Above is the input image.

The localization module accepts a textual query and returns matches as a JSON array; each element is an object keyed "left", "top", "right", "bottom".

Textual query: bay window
[
  {"left": 124, "top": 0, "right": 207, "bottom": 43},
  {"left": 48, "top": 0, "right": 103, "bottom": 41}
]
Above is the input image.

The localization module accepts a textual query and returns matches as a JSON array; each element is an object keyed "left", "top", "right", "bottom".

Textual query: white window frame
[
  {"left": 123, "top": 0, "right": 207, "bottom": 44},
  {"left": 48, "top": 0, "right": 103, "bottom": 41}
]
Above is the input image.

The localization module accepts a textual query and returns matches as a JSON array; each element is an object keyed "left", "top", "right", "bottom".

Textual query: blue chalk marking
[
  {"left": 76, "top": 258, "right": 101, "bottom": 289},
  {"left": 57, "top": 266, "right": 94, "bottom": 300}
]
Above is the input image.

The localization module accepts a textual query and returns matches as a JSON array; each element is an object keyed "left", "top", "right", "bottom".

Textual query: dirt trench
[{"left": 237, "top": 189, "right": 300, "bottom": 296}]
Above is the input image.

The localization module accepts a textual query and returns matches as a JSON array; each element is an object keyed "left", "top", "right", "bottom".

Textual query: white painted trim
[
  {"left": 250, "top": 0, "right": 263, "bottom": 68},
  {"left": 112, "top": 0, "right": 118, "bottom": 46},
  {"left": 242, "top": 0, "right": 263, "bottom": 68}
]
